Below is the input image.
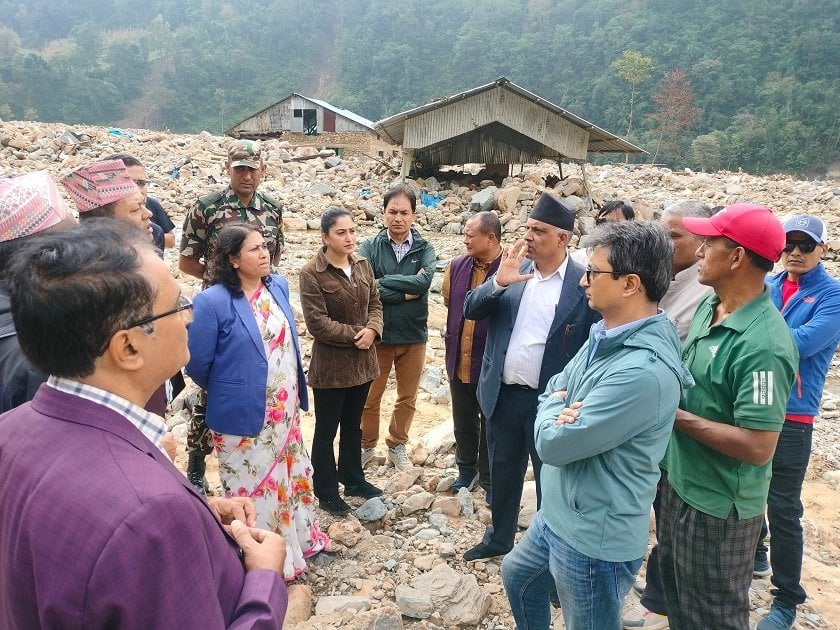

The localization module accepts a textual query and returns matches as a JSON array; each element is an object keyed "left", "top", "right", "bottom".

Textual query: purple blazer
[{"left": 0, "top": 385, "right": 287, "bottom": 629}]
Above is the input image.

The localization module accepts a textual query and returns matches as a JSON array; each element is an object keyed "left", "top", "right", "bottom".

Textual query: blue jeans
[
  {"left": 757, "top": 420, "right": 812, "bottom": 608},
  {"left": 502, "top": 512, "right": 642, "bottom": 630}
]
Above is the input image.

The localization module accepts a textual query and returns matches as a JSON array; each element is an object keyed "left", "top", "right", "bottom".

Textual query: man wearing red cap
[{"left": 657, "top": 204, "right": 798, "bottom": 629}]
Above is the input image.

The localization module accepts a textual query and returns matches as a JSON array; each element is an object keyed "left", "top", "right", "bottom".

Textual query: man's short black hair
[
  {"left": 7, "top": 220, "right": 156, "bottom": 378},
  {"left": 383, "top": 185, "right": 416, "bottom": 213},
  {"left": 587, "top": 221, "right": 674, "bottom": 303}
]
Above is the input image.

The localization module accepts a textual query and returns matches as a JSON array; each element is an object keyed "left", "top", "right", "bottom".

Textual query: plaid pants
[{"left": 658, "top": 474, "right": 763, "bottom": 630}]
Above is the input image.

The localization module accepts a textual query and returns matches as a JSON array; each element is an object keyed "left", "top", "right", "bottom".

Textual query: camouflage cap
[{"left": 227, "top": 139, "right": 262, "bottom": 169}]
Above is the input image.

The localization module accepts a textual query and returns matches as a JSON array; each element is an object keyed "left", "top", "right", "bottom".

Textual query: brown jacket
[{"left": 299, "top": 248, "right": 384, "bottom": 389}]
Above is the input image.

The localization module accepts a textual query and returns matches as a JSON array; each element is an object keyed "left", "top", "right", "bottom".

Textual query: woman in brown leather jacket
[{"left": 299, "top": 208, "right": 384, "bottom": 515}]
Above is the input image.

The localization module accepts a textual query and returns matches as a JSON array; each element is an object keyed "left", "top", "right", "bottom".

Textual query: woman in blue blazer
[{"left": 186, "top": 223, "right": 329, "bottom": 580}]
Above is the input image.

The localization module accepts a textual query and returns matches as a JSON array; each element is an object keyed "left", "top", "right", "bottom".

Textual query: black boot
[{"left": 186, "top": 451, "right": 208, "bottom": 496}]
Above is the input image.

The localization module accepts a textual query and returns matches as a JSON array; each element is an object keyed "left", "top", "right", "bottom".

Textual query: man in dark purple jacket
[
  {"left": 442, "top": 211, "right": 502, "bottom": 496},
  {"left": 0, "top": 220, "right": 287, "bottom": 628}
]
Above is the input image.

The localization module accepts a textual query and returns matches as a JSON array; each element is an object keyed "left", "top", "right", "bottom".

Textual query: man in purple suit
[{"left": 0, "top": 220, "right": 288, "bottom": 628}]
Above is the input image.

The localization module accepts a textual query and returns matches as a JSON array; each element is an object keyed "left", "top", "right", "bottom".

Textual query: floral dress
[{"left": 213, "top": 285, "right": 329, "bottom": 580}]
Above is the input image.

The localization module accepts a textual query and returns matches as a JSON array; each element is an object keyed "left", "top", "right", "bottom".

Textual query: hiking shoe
[
  {"left": 623, "top": 604, "right": 669, "bottom": 629},
  {"left": 387, "top": 444, "right": 412, "bottom": 471},
  {"left": 463, "top": 542, "right": 508, "bottom": 561},
  {"left": 754, "top": 554, "right": 772, "bottom": 577},
  {"left": 361, "top": 447, "right": 376, "bottom": 468},
  {"left": 451, "top": 472, "right": 479, "bottom": 493},
  {"left": 756, "top": 602, "right": 796, "bottom": 630}
]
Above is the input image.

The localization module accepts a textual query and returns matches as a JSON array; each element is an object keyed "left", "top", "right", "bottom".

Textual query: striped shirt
[{"left": 47, "top": 376, "right": 168, "bottom": 456}]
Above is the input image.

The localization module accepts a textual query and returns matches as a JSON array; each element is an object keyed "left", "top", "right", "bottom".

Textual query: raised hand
[{"left": 495, "top": 240, "right": 534, "bottom": 287}]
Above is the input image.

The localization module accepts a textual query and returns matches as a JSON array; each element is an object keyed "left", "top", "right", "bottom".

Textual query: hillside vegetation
[{"left": 0, "top": 0, "right": 837, "bottom": 175}]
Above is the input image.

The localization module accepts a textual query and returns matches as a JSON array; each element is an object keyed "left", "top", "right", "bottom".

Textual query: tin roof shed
[{"left": 375, "top": 78, "right": 644, "bottom": 175}]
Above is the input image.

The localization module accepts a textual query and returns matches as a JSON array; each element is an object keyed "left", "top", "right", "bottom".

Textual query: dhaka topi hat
[
  {"left": 227, "top": 139, "right": 262, "bottom": 169},
  {"left": 0, "top": 170, "right": 74, "bottom": 242},
  {"left": 61, "top": 159, "right": 140, "bottom": 213},
  {"left": 530, "top": 192, "right": 576, "bottom": 231}
]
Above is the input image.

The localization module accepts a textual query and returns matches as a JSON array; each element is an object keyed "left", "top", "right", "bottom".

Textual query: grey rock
[
  {"left": 314, "top": 595, "right": 372, "bottom": 615},
  {"left": 469, "top": 186, "right": 497, "bottom": 212},
  {"left": 395, "top": 584, "right": 434, "bottom": 619},
  {"left": 458, "top": 487, "right": 475, "bottom": 516},
  {"left": 419, "top": 366, "right": 443, "bottom": 393},
  {"left": 308, "top": 181, "right": 339, "bottom": 196},
  {"left": 411, "top": 563, "right": 492, "bottom": 626},
  {"left": 356, "top": 497, "right": 388, "bottom": 522}
]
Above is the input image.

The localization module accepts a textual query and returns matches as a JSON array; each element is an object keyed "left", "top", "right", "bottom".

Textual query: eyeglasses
[
  {"left": 584, "top": 267, "right": 619, "bottom": 283},
  {"left": 783, "top": 240, "right": 818, "bottom": 254},
  {"left": 127, "top": 294, "right": 193, "bottom": 329}
]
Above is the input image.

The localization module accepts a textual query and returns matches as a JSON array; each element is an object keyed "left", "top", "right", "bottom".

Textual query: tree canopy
[{"left": 0, "top": 0, "right": 837, "bottom": 175}]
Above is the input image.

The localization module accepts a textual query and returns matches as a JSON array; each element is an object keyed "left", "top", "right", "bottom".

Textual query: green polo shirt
[{"left": 661, "top": 288, "right": 797, "bottom": 519}]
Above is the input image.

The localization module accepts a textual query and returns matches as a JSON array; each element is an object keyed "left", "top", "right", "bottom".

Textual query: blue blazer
[
  {"left": 464, "top": 257, "right": 601, "bottom": 419},
  {"left": 186, "top": 274, "right": 309, "bottom": 436}
]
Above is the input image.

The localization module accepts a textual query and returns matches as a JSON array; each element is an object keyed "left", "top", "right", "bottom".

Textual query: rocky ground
[{"left": 3, "top": 120, "right": 840, "bottom": 628}]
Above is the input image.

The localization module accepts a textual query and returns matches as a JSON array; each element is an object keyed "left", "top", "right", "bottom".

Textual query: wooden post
[
  {"left": 579, "top": 160, "right": 593, "bottom": 214},
  {"left": 400, "top": 149, "right": 414, "bottom": 182}
]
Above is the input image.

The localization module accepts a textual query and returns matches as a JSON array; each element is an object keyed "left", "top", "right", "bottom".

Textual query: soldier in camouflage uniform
[{"left": 179, "top": 139, "right": 285, "bottom": 493}]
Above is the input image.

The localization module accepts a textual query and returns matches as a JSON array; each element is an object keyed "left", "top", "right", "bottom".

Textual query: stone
[
  {"left": 401, "top": 491, "right": 436, "bottom": 514},
  {"left": 308, "top": 181, "right": 339, "bottom": 196},
  {"left": 324, "top": 156, "right": 342, "bottom": 168},
  {"left": 283, "top": 216, "right": 308, "bottom": 230},
  {"left": 470, "top": 187, "right": 497, "bottom": 212},
  {"left": 314, "top": 595, "right": 372, "bottom": 615},
  {"left": 384, "top": 469, "right": 423, "bottom": 493},
  {"left": 412, "top": 554, "right": 438, "bottom": 571},
  {"left": 517, "top": 481, "right": 538, "bottom": 528},
  {"left": 328, "top": 516, "right": 366, "bottom": 547},
  {"left": 411, "top": 563, "right": 492, "bottom": 626},
  {"left": 284, "top": 584, "right": 313, "bottom": 625},
  {"left": 395, "top": 584, "right": 434, "bottom": 618},
  {"left": 356, "top": 497, "right": 388, "bottom": 522},
  {"left": 419, "top": 366, "right": 443, "bottom": 392},
  {"left": 458, "top": 487, "right": 474, "bottom": 516},
  {"left": 431, "top": 496, "right": 461, "bottom": 517}
]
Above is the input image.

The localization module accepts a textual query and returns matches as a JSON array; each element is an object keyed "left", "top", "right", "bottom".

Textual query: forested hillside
[{"left": 0, "top": 0, "right": 837, "bottom": 175}]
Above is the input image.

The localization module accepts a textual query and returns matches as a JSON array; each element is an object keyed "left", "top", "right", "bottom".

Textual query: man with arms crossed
[
  {"left": 0, "top": 221, "right": 287, "bottom": 627},
  {"left": 502, "top": 221, "right": 691, "bottom": 629}
]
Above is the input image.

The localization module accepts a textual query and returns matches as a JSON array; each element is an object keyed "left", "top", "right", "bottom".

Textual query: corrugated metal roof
[
  {"left": 375, "top": 78, "right": 645, "bottom": 160},
  {"left": 226, "top": 93, "right": 375, "bottom": 135}
]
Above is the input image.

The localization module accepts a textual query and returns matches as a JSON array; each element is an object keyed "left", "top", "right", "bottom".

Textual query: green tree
[{"left": 611, "top": 50, "right": 654, "bottom": 138}]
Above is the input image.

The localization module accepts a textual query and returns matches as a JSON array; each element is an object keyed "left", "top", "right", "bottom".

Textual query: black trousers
[
  {"left": 482, "top": 384, "right": 541, "bottom": 553},
  {"left": 757, "top": 420, "right": 812, "bottom": 608},
  {"left": 449, "top": 376, "right": 491, "bottom": 488},
  {"left": 311, "top": 382, "right": 371, "bottom": 500}
]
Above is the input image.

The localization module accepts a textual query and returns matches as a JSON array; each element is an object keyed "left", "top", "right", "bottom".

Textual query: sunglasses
[{"left": 783, "top": 240, "right": 818, "bottom": 254}]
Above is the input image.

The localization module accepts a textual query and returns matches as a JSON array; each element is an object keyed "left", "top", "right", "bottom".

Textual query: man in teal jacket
[
  {"left": 501, "top": 221, "right": 692, "bottom": 630},
  {"left": 359, "top": 185, "right": 437, "bottom": 471}
]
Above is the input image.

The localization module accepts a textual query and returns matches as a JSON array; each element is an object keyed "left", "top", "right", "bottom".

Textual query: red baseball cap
[{"left": 682, "top": 203, "right": 785, "bottom": 262}]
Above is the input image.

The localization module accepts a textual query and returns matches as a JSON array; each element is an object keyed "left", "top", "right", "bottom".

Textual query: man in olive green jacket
[{"left": 358, "top": 185, "right": 436, "bottom": 471}]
